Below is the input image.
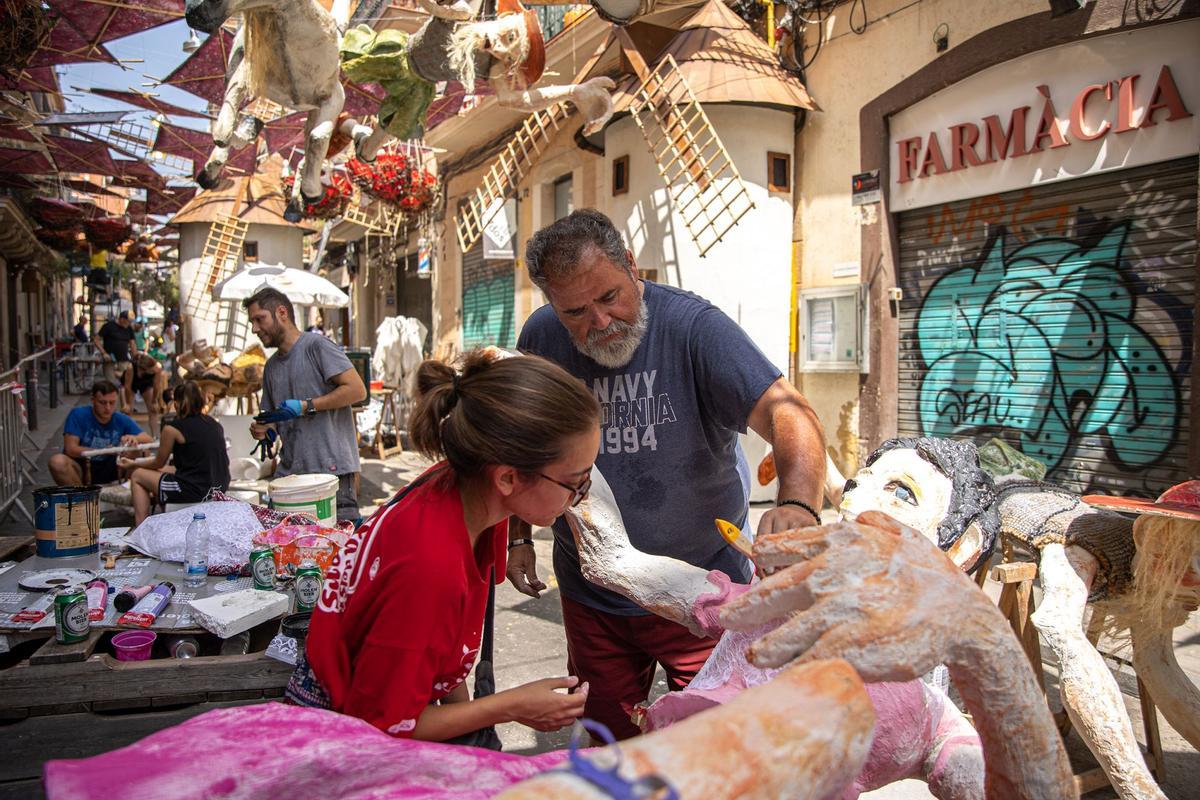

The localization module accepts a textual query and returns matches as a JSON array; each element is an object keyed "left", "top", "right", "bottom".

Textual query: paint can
[
  {"left": 54, "top": 586, "right": 90, "bottom": 644},
  {"left": 268, "top": 474, "right": 338, "bottom": 528},
  {"left": 33, "top": 485, "right": 100, "bottom": 558}
]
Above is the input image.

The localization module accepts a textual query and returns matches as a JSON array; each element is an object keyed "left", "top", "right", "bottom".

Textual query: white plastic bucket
[{"left": 269, "top": 474, "right": 339, "bottom": 527}]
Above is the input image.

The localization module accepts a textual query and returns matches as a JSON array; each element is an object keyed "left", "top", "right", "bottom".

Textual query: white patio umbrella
[{"left": 211, "top": 263, "right": 350, "bottom": 308}]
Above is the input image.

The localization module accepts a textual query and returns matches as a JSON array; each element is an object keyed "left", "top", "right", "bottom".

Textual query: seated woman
[
  {"left": 118, "top": 381, "right": 231, "bottom": 525},
  {"left": 123, "top": 352, "right": 165, "bottom": 435},
  {"left": 288, "top": 350, "right": 599, "bottom": 743}
]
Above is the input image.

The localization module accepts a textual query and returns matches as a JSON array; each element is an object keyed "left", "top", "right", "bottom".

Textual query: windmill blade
[
  {"left": 453, "top": 102, "right": 572, "bottom": 253},
  {"left": 629, "top": 53, "right": 754, "bottom": 257}
]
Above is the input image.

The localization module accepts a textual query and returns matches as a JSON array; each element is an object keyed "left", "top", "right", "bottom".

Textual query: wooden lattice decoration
[
  {"left": 629, "top": 54, "right": 754, "bottom": 257},
  {"left": 188, "top": 213, "right": 249, "bottom": 325},
  {"left": 453, "top": 101, "right": 573, "bottom": 253},
  {"left": 78, "top": 119, "right": 193, "bottom": 174}
]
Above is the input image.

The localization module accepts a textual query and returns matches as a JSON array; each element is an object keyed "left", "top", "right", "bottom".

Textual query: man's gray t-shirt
[
  {"left": 262, "top": 332, "right": 360, "bottom": 476},
  {"left": 518, "top": 281, "right": 781, "bottom": 616}
]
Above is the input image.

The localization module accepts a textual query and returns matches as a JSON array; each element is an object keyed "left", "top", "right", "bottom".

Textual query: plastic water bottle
[{"left": 184, "top": 512, "right": 210, "bottom": 588}]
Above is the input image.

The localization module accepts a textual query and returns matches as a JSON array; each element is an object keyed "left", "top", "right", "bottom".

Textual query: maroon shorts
[{"left": 560, "top": 593, "right": 718, "bottom": 740}]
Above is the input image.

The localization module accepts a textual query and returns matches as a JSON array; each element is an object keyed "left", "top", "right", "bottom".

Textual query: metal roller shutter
[
  {"left": 461, "top": 243, "right": 515, "bottom": 349},
  {"left": 897, "top": 157, "right": 1196, "bottom": 497}
]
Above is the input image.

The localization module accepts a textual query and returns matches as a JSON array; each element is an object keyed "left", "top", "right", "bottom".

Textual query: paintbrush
[{"left": 715, "top": 518, "right": 755, "bottom": 561}]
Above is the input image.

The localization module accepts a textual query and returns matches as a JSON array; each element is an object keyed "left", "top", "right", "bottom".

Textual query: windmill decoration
[{"left": 454, "top": 0, "right": 802, "bottom": 258}]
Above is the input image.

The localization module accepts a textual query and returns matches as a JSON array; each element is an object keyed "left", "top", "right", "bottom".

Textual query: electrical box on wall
[{"left": 798, "top": 285, "right": 867, "bottom": 373}]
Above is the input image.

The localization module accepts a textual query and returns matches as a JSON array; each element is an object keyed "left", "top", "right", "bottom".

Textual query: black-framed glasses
[{"left": 539, "top": 472, "right": 592, "bottom": 508}]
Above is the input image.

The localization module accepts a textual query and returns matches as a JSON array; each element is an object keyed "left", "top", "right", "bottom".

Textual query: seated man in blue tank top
[
  {"left": 49, "top": 380, "right": 152, "bottom": 487},
  {"left": 510, "top": 209, "right": 828, "bottom": 740}
]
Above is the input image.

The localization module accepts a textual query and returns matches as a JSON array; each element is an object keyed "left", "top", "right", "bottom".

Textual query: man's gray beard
[{"left": 576, "top": 299, "right": 649, "bottom": 369}]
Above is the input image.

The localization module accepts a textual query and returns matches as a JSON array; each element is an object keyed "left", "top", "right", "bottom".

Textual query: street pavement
[{"left": 3, "top": 398, "right": 1198, "bottom": 798}]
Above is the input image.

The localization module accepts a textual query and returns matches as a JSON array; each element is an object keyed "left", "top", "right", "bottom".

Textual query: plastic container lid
[
  {"left": 193, "top": 512, "right": 206, "bottom": 520},
  {"left": 269, "top": 474, "right": 339, "bottom": 499}
]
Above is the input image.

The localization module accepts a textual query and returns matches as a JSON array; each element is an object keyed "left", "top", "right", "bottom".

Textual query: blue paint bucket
[{"left": 33, "top": 485, "right": 100, "bottom": 558}]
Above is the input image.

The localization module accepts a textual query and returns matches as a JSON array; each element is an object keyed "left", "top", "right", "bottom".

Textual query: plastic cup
[{"left": 111, "top": 630, "right": 157, "bottom": 661}]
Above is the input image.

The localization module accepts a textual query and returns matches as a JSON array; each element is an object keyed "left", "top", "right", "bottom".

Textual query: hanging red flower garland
[
  {"left": 346, "top": 153, "right": 437, "bottom": 213},
  {"left": 281, "top": 170, "right": 353, "bottom": 220}
]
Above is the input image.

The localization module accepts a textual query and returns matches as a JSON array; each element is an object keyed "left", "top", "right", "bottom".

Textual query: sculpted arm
[
  {"left": 567, "top": 468, "right": 720, "bottom": 637},
  {"left": 722, "top": 512, "right": 1076, "bottom": 800}
]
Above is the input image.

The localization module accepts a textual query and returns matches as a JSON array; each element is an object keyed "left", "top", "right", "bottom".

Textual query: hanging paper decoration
[
  {"left": 146, "top": 185, "right": 196, "bottom": 216},
  {"left": 30, "top": 196, "right": 85, "bottom": 227},
  {"left": 346, "top": 154, "right": 437, "bottom": 212},
  {"left": 280, "top": 170, "right": 353, "bottom": 220},
  {"left": 44, "top": 134, "right": 117, "bottom": 175},
  {"left": 342, "top": 80, "right": 386, "bottom": 119},
  {"left": 42, "top": 0, "right": 182, "bottom": 46},
  {"left": 264, "top": 111, "right": 308, "bottom": 156},
  {"left": 158, "top": 28, "right": 236, "bottom": 105},
  {"left": 0, "top": 65, "right": 58, "bottom": 93},
  {"left": 26, "top": 18, "right": 116, "bottom": 69},
  {"left": 111, "top": 157, "right": 166, "bottom": 190},
  {"left": 36, "top": 226, "right": 85, "bottom": 251},
  {"left": 91, "top": 88, "right": 211, "bottom": 120},
  {"left": 153, "top": 121, "right": 257, "bottom": 175},
  {"left": 0, "top": 146, "right": 54, "bottom": 174},
  {"left": 83, "top": 215, "right": 133, "bottom": 250}
]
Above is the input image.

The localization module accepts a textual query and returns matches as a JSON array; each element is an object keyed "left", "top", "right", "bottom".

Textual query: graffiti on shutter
[{"left": 897, "top": 157, "right": 1195, "bottom": 497}]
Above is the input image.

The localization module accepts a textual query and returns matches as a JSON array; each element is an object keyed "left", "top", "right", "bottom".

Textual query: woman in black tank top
[{"left": 119, "top": 381, "right": 231, "bottom": 525}]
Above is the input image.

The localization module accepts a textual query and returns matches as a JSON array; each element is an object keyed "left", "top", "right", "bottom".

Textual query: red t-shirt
[{"left": 306, "top": 464, "right": 507, "bottom": 736}]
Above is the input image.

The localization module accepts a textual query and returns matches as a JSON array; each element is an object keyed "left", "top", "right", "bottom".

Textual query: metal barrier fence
[{"left": 0, "top": 347, "right": 58, "bottom": 525}]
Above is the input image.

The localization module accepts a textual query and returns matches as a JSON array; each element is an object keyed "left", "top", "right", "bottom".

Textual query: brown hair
[
  {"left": 409, "top": 350, "right": 599, "bottom": 479},
  {"left": 91, "top": 380, "right": 118, "bottom": 397},
  {"left": 242, "top": 286, "right": 295, "bottom": 324},
  {"left": 175, "top": 380, "right": 207, "bottom": 418}
]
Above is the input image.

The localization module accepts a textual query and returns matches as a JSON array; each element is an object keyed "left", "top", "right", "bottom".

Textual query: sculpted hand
[
  {"left": 721, "top": 511, "right": 1000, "bottom": 681},
  {"left": 506, "top": 544, "right": 546, "bottom": 598},
  {"left": 500, "top": 676, "right": 588, "bottom": 732}
]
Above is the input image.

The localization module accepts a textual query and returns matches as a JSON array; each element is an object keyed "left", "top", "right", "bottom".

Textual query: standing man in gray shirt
[{"left": 245, "top": 287, "right": 367, "bottom": 522}]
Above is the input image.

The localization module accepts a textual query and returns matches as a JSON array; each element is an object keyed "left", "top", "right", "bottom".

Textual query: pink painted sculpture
[{"left": 44, "top": 514, "right": 1071, "bottom": 799}]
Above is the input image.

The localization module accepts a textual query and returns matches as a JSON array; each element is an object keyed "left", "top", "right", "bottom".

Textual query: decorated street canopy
[
  {"left": 111, "top": 157, "right": 168, "bottom": 190},
  {"left": 158, "top": 28, "right": 236, "bottom": 105},
  {"left": 43, "top": 0, "right": 183, "bottom": 46},
  {"left": 153, "top": 122, "right": 258, "bottom": 175},
  {"left": 27, "top": 19, "right": 115, "bottom": 68},
  {"left": 44, "top": 134, "right": 118, "bottom": 176},
  {"left": 90, "top": 89, "right": 213, "bottom": 120}
]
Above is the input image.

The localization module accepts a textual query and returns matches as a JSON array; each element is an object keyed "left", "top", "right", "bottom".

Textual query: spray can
[
  {"left": 113, "top": 584, "right": 154, "bottom": 613},
  {"left": 117, "top": 581, "right": 176, "bottom": 628},
  {"left": 293, "top": 560, "right": 323, "bottom": 613},
  {"left": 250, "top": 546, "right": 276, "bottom": 591},
  {"left": 54, "top": 586, "right": 90, "bottom": 644}
]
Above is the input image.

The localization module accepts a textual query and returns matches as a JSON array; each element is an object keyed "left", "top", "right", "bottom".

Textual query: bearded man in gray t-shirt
[{"left": 245, "top": 287, "right": 367, "bottom": 521}]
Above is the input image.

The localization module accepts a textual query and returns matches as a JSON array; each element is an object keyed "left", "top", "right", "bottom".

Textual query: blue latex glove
[{"left": 255, "top": 399, "right": 303, "bottom": 424}]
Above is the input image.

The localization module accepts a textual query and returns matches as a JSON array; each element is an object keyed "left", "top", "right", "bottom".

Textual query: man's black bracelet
[
  {"left": 507, "top": 538, "right": 535, "bottom": 550},
  {"left": 776, "top": 499, "right": 821, "bottom": 525}
]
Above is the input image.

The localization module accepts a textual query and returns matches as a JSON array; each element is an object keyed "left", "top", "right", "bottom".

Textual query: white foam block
[{"left": 187, "top": 589, "right": 290, "bottom": 639}]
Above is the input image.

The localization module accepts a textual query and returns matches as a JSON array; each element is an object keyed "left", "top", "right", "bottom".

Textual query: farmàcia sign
[{"left": 895, "top": 66, "right": 1192, "bottom": 184}]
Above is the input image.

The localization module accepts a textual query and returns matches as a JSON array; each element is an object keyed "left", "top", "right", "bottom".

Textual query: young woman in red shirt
[{"left": 289, "top": 350, "right": 600, "bottom": 743}]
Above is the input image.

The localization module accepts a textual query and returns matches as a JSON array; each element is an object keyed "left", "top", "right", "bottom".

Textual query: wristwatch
[
  {"left": 305, "top": 398, "right": 317, "bottom": 417},
  {"left": 507, "top": 538, "right": 535, "bottom": 551}
]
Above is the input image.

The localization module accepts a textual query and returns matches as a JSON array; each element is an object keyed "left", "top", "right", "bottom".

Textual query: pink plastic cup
[{"left": 112, "top": 630, "right": 157, "bottom": 661}]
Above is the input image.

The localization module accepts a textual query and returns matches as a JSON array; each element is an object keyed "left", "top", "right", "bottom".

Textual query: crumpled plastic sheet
[{"left": 124, "top": 501, "right": 264, "bottom": 573}]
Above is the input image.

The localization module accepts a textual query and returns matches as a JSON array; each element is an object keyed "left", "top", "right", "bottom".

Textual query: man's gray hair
[{"left": 525, "top": 209, "right": 631, "bottom": 289}]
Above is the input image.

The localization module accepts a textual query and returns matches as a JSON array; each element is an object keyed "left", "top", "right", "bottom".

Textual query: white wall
[
  {"left": 178, "top": 221, "right": 305, "bottom": 353},
  {"left": 603, "top": 104, "right": 797, "bottom": 375}
]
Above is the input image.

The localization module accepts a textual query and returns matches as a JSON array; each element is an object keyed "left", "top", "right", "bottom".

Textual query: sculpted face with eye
[{"left": 840, "top": 437, "right": 999, "bottom": 574}]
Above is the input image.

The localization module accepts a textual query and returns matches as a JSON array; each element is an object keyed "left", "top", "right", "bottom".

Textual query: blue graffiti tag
[{"left": 915, "top": 225, "right": 1180, "bottom": 473}]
